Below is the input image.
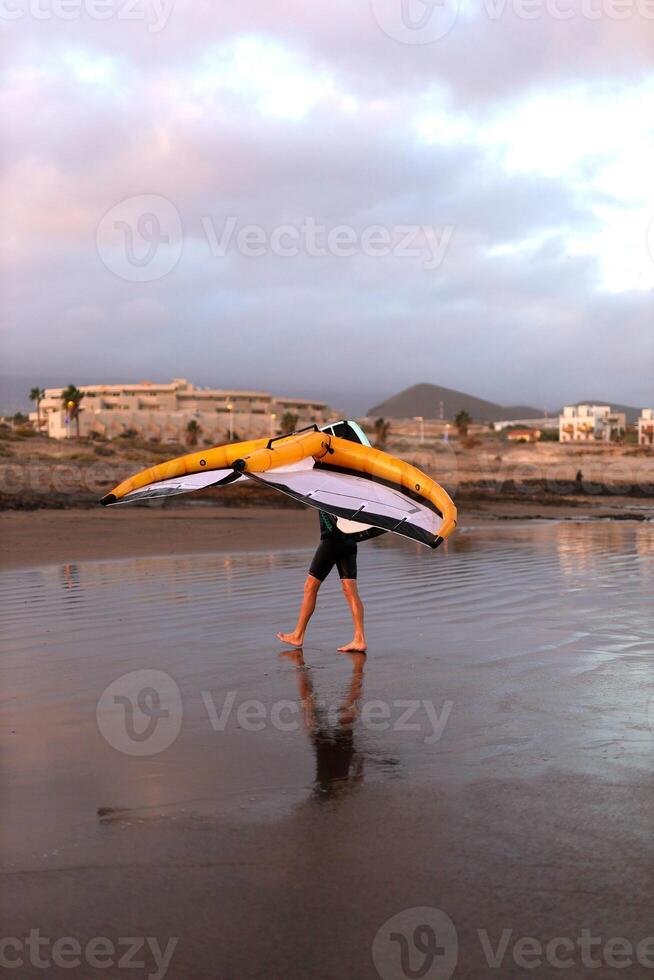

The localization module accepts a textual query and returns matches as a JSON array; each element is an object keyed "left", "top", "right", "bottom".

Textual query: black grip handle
[{"left": 266, "top": 423, "right": 319, "bottom": 450}]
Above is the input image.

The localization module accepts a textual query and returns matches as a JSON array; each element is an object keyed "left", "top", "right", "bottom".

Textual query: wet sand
[
  {"left": 2, "top": 522, "right": 654, "bottom": 979},
  {"left": 2, "top": 500, "right": 652, "bottom": 571},
  {"left": 0, "top": 506, "right": 318, "bottom": 570}
]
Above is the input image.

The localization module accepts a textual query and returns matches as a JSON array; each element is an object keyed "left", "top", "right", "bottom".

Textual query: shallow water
[
  {"left": 3, "top": 521, "right": 654, "bottom": 980},
  {"left": 3, "top": 521, "right": 653, "bottom": 863}
]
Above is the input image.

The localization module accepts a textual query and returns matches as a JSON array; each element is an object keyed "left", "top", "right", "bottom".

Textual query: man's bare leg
[
  {"left": 277, "top": 575, "right": 321, "bottom": 647},
  {"left": 338, "top": 578, "right": 367, "bottom": 652}
]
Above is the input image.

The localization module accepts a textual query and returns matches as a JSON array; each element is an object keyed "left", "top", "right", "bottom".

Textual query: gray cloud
[{"left": 1, "top": 0, "right": 653, "bottom": 413}]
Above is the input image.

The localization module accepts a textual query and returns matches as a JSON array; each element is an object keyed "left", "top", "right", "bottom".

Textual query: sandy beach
[
  {"left": 0, "top": 506, "right": 319, "bottom": 570},
  {"left": 2, "top": 516, "right": 653, "bottom": 979},
  {"left": 2, "top": 404, "right": 653, "bottom": 980},
  {"left": 2, "top": 490, "right": 653, "bottom": 572}
]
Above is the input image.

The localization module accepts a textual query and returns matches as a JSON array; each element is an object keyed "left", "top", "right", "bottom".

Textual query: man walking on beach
[{"left": 277, "top": 510, "right": 384, "bottom": 653}]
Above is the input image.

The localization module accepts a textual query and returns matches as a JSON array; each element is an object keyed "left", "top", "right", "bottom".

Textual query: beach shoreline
[
  {"left": 2, "top": 433, "right": 652, "bottom": 572},
  {"left": 1, "top": 502, "right": 651, "bottom": 571}
]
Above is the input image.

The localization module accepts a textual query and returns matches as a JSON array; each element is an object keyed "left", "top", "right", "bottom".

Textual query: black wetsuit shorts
[
  {"left": 309, "top": 510, "right": 358, "bottom": 581},
  {"left": 309, "top": 510, "right": 387, "bottom": 582},
  {"left": 309, "top": 535, "right": 358, "bottom": 582}
]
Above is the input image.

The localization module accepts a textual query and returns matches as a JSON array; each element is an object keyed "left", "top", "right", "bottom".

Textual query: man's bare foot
[
  {"left": 337, "top": 640, "right": 367, "bottom": 653},
  {"left": 277, "top": 631, "right": 304, "bottom": 648}
]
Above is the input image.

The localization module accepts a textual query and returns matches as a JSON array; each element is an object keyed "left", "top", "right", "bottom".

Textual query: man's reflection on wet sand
[
  {"left": 59, "top": 562, "right": 81, "bottom": 595},
  {"left": 282, "top": 650, "right": 366, "bottom": 801}
]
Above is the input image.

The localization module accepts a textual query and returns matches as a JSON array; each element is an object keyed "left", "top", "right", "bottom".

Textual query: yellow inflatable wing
[
  {"left": 100, "top": 423, "right": 457, "bottom": 549},
  {"left": 100, "top": 437, "right": 268, "bottom": 505},
  {"left": 100, "top": 428, "right": 333, "bottom": 505},
  {"left": 234, "top": 429, "right": 457, "bottom": 549}
]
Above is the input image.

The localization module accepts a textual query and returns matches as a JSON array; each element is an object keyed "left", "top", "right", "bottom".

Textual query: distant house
[
  {"left": 638, "top": 409, "right": 654, "bottom": 447},
  {"left": 559, "top": 405, "right": 626, "bottom": 443},
  {"left": 507, "top": 428, "right": 541, "bottom": 443}
]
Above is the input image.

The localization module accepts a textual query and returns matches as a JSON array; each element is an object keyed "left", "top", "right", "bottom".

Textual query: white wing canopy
[
  {"left": 115, "top": 470, "right": 242, "bottom": 504},
  {"left": 245, "top": 460, "right": 444, "bottom": 547}
]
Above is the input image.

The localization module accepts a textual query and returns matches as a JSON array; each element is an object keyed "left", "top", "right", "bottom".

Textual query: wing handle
[{"left": 266, "top": 423, "right": 319, "bottom": 450}]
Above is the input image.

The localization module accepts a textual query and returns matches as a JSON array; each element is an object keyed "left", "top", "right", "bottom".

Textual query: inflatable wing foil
[
  {"left": 233, "top": 429, "right": 456, "bottom": 548},
  {"left": 101, "top": 422, "right": 457, "bottom": 549},
  {"left": 99, "top": 437, "right": 267, "bottom": 505}
]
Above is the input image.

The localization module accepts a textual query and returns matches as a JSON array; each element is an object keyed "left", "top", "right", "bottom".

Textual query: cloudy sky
[{"left": 1, "top": 0, "right": 653, "bottom": 413}]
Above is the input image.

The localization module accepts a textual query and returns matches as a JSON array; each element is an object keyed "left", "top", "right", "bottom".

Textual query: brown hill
[{"left": 368, "top": 383, "right": 543, "bottom": 422}]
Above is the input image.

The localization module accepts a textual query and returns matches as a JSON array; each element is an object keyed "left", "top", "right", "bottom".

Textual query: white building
[
  {"left": 559, "top": 405, "right": 626, "bottom": 443},
  {"left": 32, "top": 379, "right": 334, "bottom": 442},
  {"left": 638, "top": 409, "right": 654, "bottom": 447}
]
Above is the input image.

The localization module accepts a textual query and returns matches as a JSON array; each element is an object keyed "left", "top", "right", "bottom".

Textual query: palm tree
[
  {"left": 61, "top": 385, "right": 84, "bottom": 438},
  {"left": 373, "top": 417, "right": 390, "bottom": 448},
  {"left": 280, "top": 411, "right": 299, "bottom": 434},
  {"left": 186, "top": 419, "right": 202, "bottom": 447},
  {"left": 29, "top": 387, "right": 45, "bottom": 431},
  {"left": 454, "top": 410, "right": 471, "bottom": 438}
]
